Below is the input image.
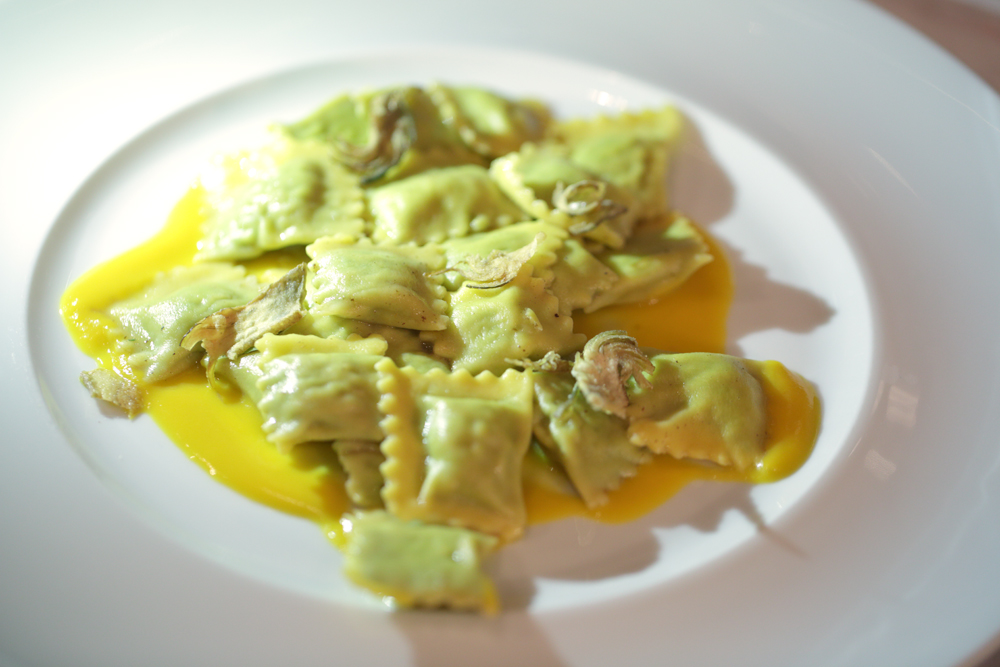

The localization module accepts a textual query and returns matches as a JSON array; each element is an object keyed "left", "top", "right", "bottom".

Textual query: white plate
[
  {"left": 29, "top": 49, "right": 873, "bottom": 611},
  {"left": 4, "top": 2, "right": 1000, "bottom": 666}
]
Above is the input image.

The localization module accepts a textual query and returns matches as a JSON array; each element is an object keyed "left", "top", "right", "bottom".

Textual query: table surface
[
  {"left": 869, "top": 0, "right": 1000, "bottom": 92},
  {"left": 863, "top": 3, "right": 1000, "bottom": 664}
]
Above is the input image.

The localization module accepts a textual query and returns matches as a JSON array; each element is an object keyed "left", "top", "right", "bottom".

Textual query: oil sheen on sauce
[{"left": 60, "top": 184, "right": 821, "bottom": 542}]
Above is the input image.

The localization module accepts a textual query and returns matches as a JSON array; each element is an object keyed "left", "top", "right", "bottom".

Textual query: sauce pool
[{"left": 60, "top": 184, "right": 821, "bottom": 541}]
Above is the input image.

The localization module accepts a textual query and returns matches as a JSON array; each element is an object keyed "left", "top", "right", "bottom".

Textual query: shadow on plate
[
  {"left": 392, "top": 606, "right": 572, "bottom": 667},
  {"left": 672, "top": 113, "right": 835, "bottom": 354},
  {"left": 480, "top": 118, "right": 824, "bottom": 610},
  {"left": 720, "top": 238, "right": 836, "bottom": 356}
]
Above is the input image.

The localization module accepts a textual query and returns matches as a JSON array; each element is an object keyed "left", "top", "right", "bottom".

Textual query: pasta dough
[
  {"left": 306, "top": 237, "right": 449, "bottom": 331},
  {"left": 377, "top": 361, "right": 534, "bottom": 541},
  {"left": 532, "top": 371, "right": 650, "bottom": 508},
  {"left": 368, "top": 164, "right": 527, "bottom": 244},
  {"left": 197, "top": 136, "right": 366, "bottom": 260},
  {"left": 255, "top": 334, "right": 388, "bottom": 452},
  {"left": 627, "top": 353, "right": 768, "bottom": 470},
  {"left": 109, "top": 263, "right": 259, "bottom": 382},
  {"left": 342, "top": 511, "right": 499, "bottom": 614}
]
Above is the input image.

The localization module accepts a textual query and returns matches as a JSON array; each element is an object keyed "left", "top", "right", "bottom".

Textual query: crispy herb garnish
[
  {"left": 182, "top": 263, "right": 307, "bottom": 374},
  {"left": 571, "top": 330, "right": 653, "bottom": 418},
  {"left": 80, "top": 368, "right": 143, "bottom": 417},
  {"left": 333, "top": 91, "right": 416, "bottom": 183},
  {"left": 436, "top": 232, "right": 544, "bottom": 289},
  {"left": 505, "top": 350, "right": 573, "bottom": 373},
  {"left": 552, "top": 180, "right": 628, "bottom": 235}
]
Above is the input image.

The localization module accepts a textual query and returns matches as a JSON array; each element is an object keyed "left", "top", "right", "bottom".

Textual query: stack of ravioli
[{"left": 103, "top": 85, "right": 772, "bottom": 613}]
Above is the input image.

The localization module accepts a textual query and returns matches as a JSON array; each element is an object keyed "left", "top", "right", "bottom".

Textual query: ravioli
[
  {"left": 437, "top": 220, "right": 564, "bottom": 290},
  {"left": 425, "top": 264, "right": 585, "bottom": 375},
  {"left": 62, "top": 83, "right": 820, "bottom": 615},
  {"left": 532, "top": 371, "right": 649, "bottom": 508},
  {"left": 285, "top": 86, "right": 485, "bottom": 183},
  {"left": 368, "top": 164, "right": 527, "bottom": 244},
  {"left": 342, "top": 511, "right": 499, "bottom": 614},
  {"left": 627, "top": 352, "right": 768, "bottom": 470},
  {"left": 429, "top": 83, "right": 551, "bottom": 159},
  {"left": 254, "top": 333, "right": 388, "bottom": 452},
  {"left": 377, "top": 360, "right": 534, "bottom": 541},
  {"left": 197, "top": 136, "right": 366, "bottom": 260},
  {"left": 490, "top": 144, "right": 639, "bottom": 248},
  {"left": 547, "top": 106, "right": 684, "bottom": 219},
  {"left": 108, "top": 263, "right": 259, "bottom": 383},
  {"left": 333, "top": 440, "right": 386, "bottom": 509},
  {"left": 586, "top": 214, "right": 712, "bottom": 312},
  {"left": 306, "top": 237, "right": 449, "bottom": 331}
]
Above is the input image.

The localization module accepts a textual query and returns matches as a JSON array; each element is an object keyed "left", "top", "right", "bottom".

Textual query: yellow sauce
[{"left": 60, "top": 184, "right": 820, "bottom": 540}]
